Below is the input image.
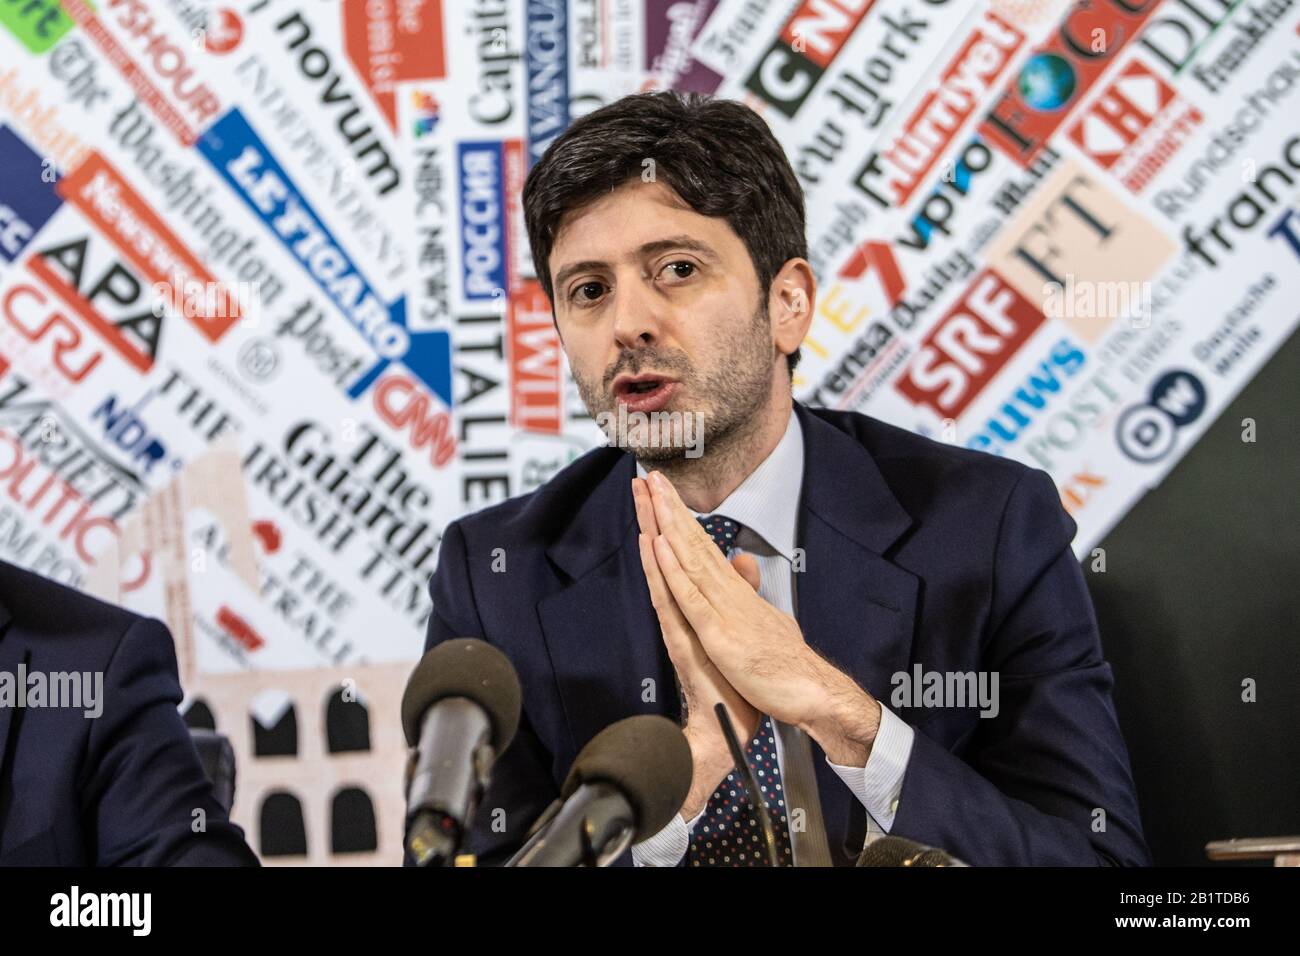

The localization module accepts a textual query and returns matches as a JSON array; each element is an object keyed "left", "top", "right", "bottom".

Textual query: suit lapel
[
  {"left": 536, "top": 453, "right": 679, "bottom": 762},
  {"left": 793, "top": 403, "right": 920, "bottom": 862}
]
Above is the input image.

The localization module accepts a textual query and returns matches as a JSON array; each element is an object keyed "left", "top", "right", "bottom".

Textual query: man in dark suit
[
  {"left": 0, "top": 560, "right": 258, "bottom": 865},
  {"left": 423, "top": 91, "right": 1149, "bottom": 866}
]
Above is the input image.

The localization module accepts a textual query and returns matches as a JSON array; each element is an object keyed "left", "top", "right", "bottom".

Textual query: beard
[{"left": 571, "top": 298, "right": 776, "bottom": 462}]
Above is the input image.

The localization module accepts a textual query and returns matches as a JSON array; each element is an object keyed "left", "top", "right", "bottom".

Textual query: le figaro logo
[{"left": 197, "top": 109, "right": 453, "bottom": 408}]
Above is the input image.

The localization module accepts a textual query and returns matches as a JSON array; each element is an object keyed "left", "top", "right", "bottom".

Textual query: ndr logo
[{"left": 744, "top": 0, "right": 880, "bottom": 119}]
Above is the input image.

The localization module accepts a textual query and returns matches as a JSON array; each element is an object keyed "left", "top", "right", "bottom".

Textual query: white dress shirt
[{"left": 630, "top": 406, "right": 915, "bottom": 866}]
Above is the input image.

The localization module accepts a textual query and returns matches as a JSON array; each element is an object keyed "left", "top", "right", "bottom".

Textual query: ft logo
[{"left": 744, "top": 0, "right": 880, "bottom": 118}]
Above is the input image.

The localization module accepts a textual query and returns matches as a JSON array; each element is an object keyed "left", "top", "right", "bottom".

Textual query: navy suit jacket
[
  {"left": 424, "top": 402, "right": 1150, "bottom": 866},
  {"left": 0, "top": 561, "right": 258, "bottom": 866}
]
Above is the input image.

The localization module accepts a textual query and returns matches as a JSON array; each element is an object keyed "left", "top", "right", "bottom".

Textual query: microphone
[
  {"left": 506, "top": 715, "right": 692, "bottom": 867},
  {"left": 714, "top": 703, "right": 780, "bottom": 866},
  {"left": 856, "top": 835, "right": 968, "bottom": 867},
  {"left": 401, "top": 638, "right": 522, "bottom": 867}
]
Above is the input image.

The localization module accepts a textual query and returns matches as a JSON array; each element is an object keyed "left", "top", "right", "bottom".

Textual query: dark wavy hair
[{"left": 522, "top": 90, "right": 806, "bottom": 376}]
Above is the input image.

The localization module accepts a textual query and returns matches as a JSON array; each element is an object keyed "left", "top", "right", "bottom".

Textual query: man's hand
[
  {"left": 642, "top": 469, "right": 882, "bottom": 767},
  {"left": 634, "top": 477, "right": 758, "bottom": 819}
]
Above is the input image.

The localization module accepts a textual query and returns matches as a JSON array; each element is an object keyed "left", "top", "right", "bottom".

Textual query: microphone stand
[{"left": 714, "top": 703, "right": 781, "bottom": 867}]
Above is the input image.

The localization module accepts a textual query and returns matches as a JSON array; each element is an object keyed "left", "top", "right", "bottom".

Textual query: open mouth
[{"left": 612, "top": 374, "right": 679, "bottom": 410}]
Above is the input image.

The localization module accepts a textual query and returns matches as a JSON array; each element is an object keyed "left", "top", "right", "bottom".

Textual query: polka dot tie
[{"left": 686, "top": 515, "right": 794, "bottom": 866}]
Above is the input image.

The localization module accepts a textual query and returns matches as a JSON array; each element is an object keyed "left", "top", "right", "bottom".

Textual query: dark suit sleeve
[
  {"left": 421, "top": 520, "right": 560, "bottom": 866},
  {"left": 891, "top": 467, "right": 1151, "bottom": 866},
  {"left": 80, "top": 617, "right": 259, "bottom": 866}
]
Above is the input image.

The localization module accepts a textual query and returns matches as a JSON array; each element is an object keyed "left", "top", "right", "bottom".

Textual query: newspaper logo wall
[{"left": 1, "top": 0, "right": 1297, "bottom": 864}]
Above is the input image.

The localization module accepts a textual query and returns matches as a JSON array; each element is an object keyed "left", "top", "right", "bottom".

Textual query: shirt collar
[{"left": 635, "top": 405, "right": 803, "bottom": 561}]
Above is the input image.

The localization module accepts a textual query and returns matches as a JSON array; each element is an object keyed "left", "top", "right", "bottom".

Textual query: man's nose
[{"left": 610, "top": 273, "right": 666, "bottom": 351}]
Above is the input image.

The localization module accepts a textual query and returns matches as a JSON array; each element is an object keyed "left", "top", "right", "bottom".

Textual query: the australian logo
[{"left": 198, "top": 109, "right": 452, "bottom": 406}]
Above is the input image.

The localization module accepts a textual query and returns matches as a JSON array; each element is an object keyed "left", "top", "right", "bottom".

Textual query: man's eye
[
  {"left": 661, "top": 261, "right": 696, "bottom": 281},
  {"left": 572, "top": 281, "right": 606, "bottom": 303}
]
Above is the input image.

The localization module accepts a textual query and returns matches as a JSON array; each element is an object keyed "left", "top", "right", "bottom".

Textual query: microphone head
[
  {"left": 857, "top": 835, "right": 964, "bottom": 867},
  {"left": 561, "top": 715, "right": 692, "bottom": 842},
  {"left": 401, "top": 639, "right": 522, "bottom": 751}
]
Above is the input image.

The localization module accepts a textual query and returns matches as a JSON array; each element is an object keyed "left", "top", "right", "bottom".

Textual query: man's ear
[{"left": 767, "top": 258, "right": 815, "bottom": 361}]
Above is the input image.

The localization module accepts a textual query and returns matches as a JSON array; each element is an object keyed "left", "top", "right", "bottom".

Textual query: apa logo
[
  {"left": 204, "top": 8, "right": 244, "bottom": 55},
  {"left": 27, "top": 233, "right": 164, "bottom": 374},
  {"left": 411, "top": 90, "right": 441, "bottom": 139},
  {"left": 744, "top": 0, "right": 879, "bottom": 119},
  {"left": 1115, "top": 369, "right": 1207, "bottom": 464}
]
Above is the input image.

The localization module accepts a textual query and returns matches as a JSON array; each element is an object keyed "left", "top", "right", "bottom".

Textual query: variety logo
[
  {"left": 876, "top": 10, "right": 1025, "bottom": 206},
  {"left": 1068, "top": 57, "right": 1203, "bottom": 193},
  {"left": 894, "top": 269, "right": 1046, "bottom": 420},
  {"left": 744, "top": 0, "right": 880, "bottom": 118},
  {"left": 198, "top": 109, "right": 452, "bottom": 406},
  {"left": 981, "top": 0, "right": 1162, "bottom": 167}
]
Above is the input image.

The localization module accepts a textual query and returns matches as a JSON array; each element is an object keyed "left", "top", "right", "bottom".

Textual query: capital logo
[
  {"left": 744, "top": 0, "right": 878, "bottom": 119},
  {"left": 1116, "top": 369, "right": 1207, "bottom": 463}
]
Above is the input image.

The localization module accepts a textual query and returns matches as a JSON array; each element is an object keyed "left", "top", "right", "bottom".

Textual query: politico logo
[
  {"left": 1068, "top": 57, "right": 1203, "bottom": 194},
  {"left": 744, "top": 0, "right": 880, "bottom": 118},
  {"left": 894, "top": 269, "right": 1046, "bottom": 420}
]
